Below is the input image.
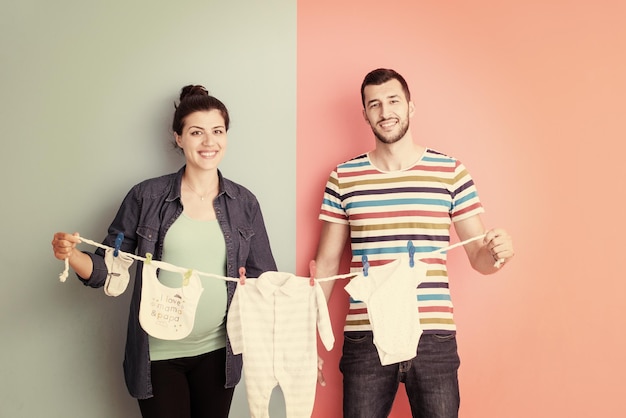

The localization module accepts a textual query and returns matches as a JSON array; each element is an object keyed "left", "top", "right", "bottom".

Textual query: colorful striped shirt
[{"left": 319, "top": 149, "right": 484, "bottom": 334}]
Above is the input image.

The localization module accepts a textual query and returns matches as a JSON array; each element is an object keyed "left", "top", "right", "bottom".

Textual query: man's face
[{"left": 362, "top": 79, "right": 414, "bottom": 145}]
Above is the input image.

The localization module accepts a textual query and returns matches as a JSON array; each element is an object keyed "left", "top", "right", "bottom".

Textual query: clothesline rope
[{"left": 58, "top": 233, "right": 500, "bottom": 283}]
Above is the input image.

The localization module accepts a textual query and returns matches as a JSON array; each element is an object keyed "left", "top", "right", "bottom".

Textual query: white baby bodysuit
[
  {"left": 344, "top": 254, "right": 427, "bottom": 366},
  {"left": 227, "top": 271, "right": 334, "bottom": 418}
]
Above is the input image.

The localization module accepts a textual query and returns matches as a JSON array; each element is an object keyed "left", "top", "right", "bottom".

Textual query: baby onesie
[
  {"left": 226, "top": 271, "right": 334, "bottom": 418},
  {"left": 344, "top": 254, "right": 427, "bottom": 366}
]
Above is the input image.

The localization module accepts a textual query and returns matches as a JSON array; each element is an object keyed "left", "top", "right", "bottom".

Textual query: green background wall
[{"left": 0, "top": 1, "right": 295, "bottom": 417}]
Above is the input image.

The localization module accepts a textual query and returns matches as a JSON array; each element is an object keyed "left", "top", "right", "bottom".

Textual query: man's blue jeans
[{"left": 340, "top": 332, "right": 460, "bottom": 418}]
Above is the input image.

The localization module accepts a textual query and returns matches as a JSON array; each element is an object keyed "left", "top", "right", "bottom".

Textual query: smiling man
[{"left": 314, "top": 68, "right": 515, "bottom": 418}]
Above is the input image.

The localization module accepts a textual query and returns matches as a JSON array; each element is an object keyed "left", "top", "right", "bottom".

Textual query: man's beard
[{"left": 371, "top": 116, "right": 410, "bottom": 145}]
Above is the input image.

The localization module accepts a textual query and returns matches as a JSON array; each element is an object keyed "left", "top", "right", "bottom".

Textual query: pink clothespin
[
  {"left": 309, "top": 260, "right": 316, "bottom": 287},
  {"left": 239, "top": 267, "right": 246, "bottom": 285}
]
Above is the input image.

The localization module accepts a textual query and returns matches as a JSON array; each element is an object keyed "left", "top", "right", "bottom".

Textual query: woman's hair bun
[{"left": 179, "top": 85, "right": 209, "bottom": 101}]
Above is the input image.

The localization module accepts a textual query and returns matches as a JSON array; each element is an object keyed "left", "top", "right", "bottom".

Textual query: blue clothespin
[
  {"left": 362, "top": 254, "right": 369, "bottom": 277},
  {"left": 113, "top": 232, "right": 124, "bottom": 257},
  {"left": 407, "top": 240, "right": 415, "bottom": 268}
]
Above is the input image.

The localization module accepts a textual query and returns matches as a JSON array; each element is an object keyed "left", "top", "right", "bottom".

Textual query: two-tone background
[{"left": 2, "top": 1, "right": 624, "bottom": 417}]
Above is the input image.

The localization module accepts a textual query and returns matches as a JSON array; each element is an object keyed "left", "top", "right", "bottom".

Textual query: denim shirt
[{"left": 80, "top": 166, "right": 277, "bottom": 399}]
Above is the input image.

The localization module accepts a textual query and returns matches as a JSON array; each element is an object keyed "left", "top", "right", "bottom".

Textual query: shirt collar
[{"left": 255, "top": 271, "right": 306, "bottom": 298}]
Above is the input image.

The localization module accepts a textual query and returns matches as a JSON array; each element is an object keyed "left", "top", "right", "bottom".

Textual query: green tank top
[{"left": 149, "top": 213, "right": 228, "bottom": 361}]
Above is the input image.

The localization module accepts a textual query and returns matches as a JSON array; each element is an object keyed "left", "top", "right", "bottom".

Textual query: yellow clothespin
[{"left": 183, "top": 270, "right": 192, "bottom": 286}]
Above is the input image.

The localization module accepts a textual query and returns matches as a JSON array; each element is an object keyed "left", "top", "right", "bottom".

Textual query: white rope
[
  {"left": 314, "top": 233, "right": 503, "bottom": 282},
  {"left": 58, "top": 233, "right": 503, "bottom": 283},
  {"left": 434, "top": 234, "right": 505, "bottom": 268},
  {"left": 58, "top": 236, "right": 353, "bottom": 283},
  {"left": 59, "top": 236, "right": 240, "bottom": 283}
]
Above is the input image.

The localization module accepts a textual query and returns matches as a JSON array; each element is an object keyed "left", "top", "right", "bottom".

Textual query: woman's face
[{"left": 175, "top": 109, "right": 227, "bottom": 172}]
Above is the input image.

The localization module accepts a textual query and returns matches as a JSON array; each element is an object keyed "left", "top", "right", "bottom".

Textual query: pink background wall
[{"left": 297, "top": 1, "right": 626, "bottom": 417}]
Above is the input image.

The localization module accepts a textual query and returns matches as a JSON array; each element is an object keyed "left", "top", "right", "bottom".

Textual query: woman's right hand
[
  {"left": 51, "top": 232, "right": 81, "bottom": 260},
  {"left": 52, "top": 232, "right": 94, "bottom": 279}
]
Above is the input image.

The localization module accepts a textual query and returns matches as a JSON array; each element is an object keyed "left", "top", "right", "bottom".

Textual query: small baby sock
[{"left": 104, "top": 248, "right": 134, "bottom": 297}]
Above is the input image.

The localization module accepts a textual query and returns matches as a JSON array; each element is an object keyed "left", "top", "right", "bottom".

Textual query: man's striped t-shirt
[{"left": 319, "top": 149, "right": 484, "bottom": 334}]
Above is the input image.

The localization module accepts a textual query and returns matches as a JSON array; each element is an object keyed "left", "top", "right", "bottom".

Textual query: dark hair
[
  {"left": 360, "top": 68, "right": 411, "bottom": 107},
  {"left": 172, "top": 85, "right": 230, "bottom": 135}
]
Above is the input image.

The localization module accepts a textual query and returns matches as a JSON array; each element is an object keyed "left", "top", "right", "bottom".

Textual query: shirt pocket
[
  {"left": 136, "top": 225, "right": 159, "bottom": 256},
  {"left": 136, "top": 225, "right": 158, "bottom": 242}
]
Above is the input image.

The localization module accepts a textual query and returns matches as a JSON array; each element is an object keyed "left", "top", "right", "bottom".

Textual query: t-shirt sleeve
[
  {"left": 449, "top": 160, "right": 485, "bottom": 222},
  {"left": 343, "top": 274, "right": 371, "bottom": 304},
  {"left": 318, "top": 169, "right": 349, "bottom": 225}
]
